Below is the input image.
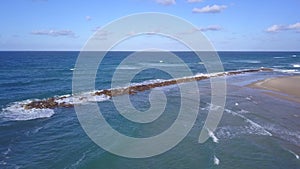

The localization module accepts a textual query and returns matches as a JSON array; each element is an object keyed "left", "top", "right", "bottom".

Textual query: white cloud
[
  {"left": 288, "top": 22, "right": 300, "bottom": 30},
  {"left": 266, "top": 25, "right": 284, "bottom": 33},
  {"left": 187, "top": 0, "right": 203, "bottom": 3},
  {"left": 198, "top": 25, "right": 222, "bottom": 31},
  {"left": 31, "top": 29, "right": 76, "bottom": 37},
  {"left": 192, "top": 5, "right": 227, "bottom": 13},
  {"left": 155, "top": 0, "right": 176, "bottom": 6},
  {"left": 266, "top": 22, "right": 300, "bottom": 33},
  {"left": 85, "top": 16, "right": 92, "bottom": 21}
]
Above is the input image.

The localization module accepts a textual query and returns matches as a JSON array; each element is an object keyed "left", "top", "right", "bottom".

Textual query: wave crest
[{"left": 1, "top": 100, "right": 55, "bottom": 121}]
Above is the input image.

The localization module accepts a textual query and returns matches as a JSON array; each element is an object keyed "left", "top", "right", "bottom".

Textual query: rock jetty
[{"left": 23, "top": 68, "right": 273, "bottom": 109}]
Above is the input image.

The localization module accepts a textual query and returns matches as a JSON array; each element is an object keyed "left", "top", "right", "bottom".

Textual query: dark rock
[{"left": 23, "top": 68, "right": 273, "bottom": 110}]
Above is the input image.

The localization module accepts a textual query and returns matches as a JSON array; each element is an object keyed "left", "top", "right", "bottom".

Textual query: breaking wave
[
  {"left": 292, "top": 64, "right": 300, "bottom": 68},
  {"left": 1, "top": 68, "right": 273, "bottom": 121},
  {"left": 1, "top": 100, "right": 55, "bottom": 121},
  {"left": 214, "top": 155, "right": 220, "bottom": 165},
  {"left": 0, "top": 93, "right": 110, "bottom": 121},
  {"left": 214, "top": 108, "right": 272, "bottom": 139},
  {"left": 273, "top": 68, "right": 299, "bottom": 74},
  {"left": 231, "top": 60, "right": 261, "bottom": 64},
  {"left": 207, "top": 128, "right": 219, "bottom": 143},
  {"left": 287, "top": 150, "right": 299, "bottom": 160}
]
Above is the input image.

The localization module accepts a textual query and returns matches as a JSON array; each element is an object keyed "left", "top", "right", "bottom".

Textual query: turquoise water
[{"left": 0, "top": 51, "right": 299, "bottom": 168}]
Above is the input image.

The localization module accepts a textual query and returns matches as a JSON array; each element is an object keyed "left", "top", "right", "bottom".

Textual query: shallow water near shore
[{"left": 0, "top": 51, "right": 300, "bottom": 168}]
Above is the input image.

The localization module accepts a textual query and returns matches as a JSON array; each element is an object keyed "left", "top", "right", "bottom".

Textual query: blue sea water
[{"left": 0, "top": 51, "right": 299, "bottom": 168}]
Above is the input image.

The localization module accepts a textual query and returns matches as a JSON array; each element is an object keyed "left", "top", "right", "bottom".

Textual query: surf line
[{"left": 23, "top": 68, "right": 273, "bottom": 110}]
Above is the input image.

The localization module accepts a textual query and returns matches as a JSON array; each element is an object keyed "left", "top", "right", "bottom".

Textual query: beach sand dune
[{"left": 249, "top": 76, "right": 300, "bottom": 103}]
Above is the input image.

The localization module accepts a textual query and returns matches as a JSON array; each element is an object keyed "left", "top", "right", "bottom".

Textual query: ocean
[{"left": 0, "top": 51, "right": 299, "bottom": 169}]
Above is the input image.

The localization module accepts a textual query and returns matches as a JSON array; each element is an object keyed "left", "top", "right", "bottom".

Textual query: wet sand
[{"left": 249, "top": 76, "right": 300, "bottom": 103}]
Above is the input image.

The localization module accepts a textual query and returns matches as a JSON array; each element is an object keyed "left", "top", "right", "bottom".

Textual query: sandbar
[{"left": 249, "top": 76, "right": 300, "bottom": 103}]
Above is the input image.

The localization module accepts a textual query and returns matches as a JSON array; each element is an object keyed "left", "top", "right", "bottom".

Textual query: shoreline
[{"left": 248, "top": 75, "right": 300, "bottom": 103}]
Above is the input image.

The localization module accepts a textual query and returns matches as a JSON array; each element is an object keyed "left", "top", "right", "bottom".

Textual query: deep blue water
[{"left": 0, "top": 51, "right": 299, "bottom": 168}]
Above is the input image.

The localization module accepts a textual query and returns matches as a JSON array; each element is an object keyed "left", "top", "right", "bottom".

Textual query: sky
[{"left": 0, "top": 0, "right": 300, "bottom": 51}]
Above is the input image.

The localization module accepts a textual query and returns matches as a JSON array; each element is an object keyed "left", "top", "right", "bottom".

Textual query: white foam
[
  {"left": 216, "top": 125, "right": 272, "bottom": 140},
  {"left": 225, "top": 109, "right": 272, "bottom": 136},
  {"left": 245, "top": 119, "right": 272, "bottom": 136},
  {"left": 70, "top": 149, "right": 92, "bottom": 168},
  {"left": 117, "top": 65, "right": 139, "bottom": 70},
  {"left": 292, "top": 64, "right": 300, "bottom": 68},
  {"left": 288, "top": 150, "right": 299, "bottom": 159},
  {"left": 292, "top": 54, "right": 297, "bottom": 58},
  {"left": 130, "top": 79, "right": 165, "bottom": 86},
  {"left": 264, "top": 125, "right": 300, "bottom": 146},
  {"left": 3, "top": 147, "right": 11, "bottom": 156},
  {"left": 195, "top": 73, "right": 206, "bottom": 77},
  {"left": 273, "top": 57, "right": 285, "bottom": 59},
  {"left": 208, "top": 104, "right": 223, "bottom": 111},
  {"left": 1, "top": 69, "right": 273, "bottom": 121},
  {"left": 216, "top": 108, "right": 299, "bottom": 141},
  {"left": 1, "top": 78, "right": 171, "bottom": 122},
  {"left": 238, "top": 109, "right": 249, "bottom": 114},
  {"left": 2, "top": 101, "right": 55, "bottom": 121},
  {"left": 247, "top": 60, "right": 261, "bottom": 64},
  {"left": 274, "top": 69, "right": 299, "bottom": 73},
  {"left": 207, "top": 128, "right": 219, "bottom": 143},
  {"left": 0, "top": 161, "right": 7, "bottom": 166},
  {"left": 231, "top": 60, "right": 261, "bottom": 64},
  {"left": 139, "top": 62, "right": 184, "bottom": 67},
  {"left": 216, "top": 126, "right": 237, "bottom": 139},
  {"left": 1, "top": 90, "right": 114, "bottom": 121},
  {"left": 245, "top": 97, "right": 252, "bottom": 101},
  {"left": 195, "top": 72, "right": 222, "bottom": 78},
  {"left": 56, "top": 92, "right": 110, "bottom": 105},
  {"left": 214, "top": 155, "right": 220, "bottom": 165}
]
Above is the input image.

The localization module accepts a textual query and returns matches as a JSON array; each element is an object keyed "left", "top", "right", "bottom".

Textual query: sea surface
[{"left": 0, "top": 51, "right": 299, "bottom": 169}]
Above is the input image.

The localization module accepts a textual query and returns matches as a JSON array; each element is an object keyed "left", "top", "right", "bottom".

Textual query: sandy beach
[{"left": 249, "top": 76, "right": 300, "bottom": 103}]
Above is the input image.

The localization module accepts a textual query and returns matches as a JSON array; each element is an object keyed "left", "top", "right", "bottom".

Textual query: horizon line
[{"left": 0, "top": 50, "right": 300, "bottom": 52}]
